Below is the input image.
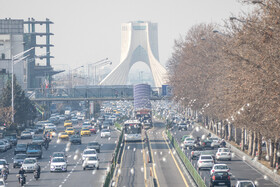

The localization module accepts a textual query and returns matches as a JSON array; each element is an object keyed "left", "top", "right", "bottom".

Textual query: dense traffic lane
[
  {"left": 148, "top": 122, "right": 191, "bottom": 187},
  {"left": 171, "top": 124, "right": 278, "bottom": 187},
  {"left": 0, "top": 121, "right": 120, "bottom": 187}
]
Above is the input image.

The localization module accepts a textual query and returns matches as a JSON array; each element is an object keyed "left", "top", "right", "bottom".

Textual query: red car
[{"left": 89, "top": 126, "right": 97, "bottom": 134}]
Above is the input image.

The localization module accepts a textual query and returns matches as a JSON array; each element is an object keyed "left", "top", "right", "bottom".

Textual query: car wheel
[
  {"left": 13, "top": 165, "right": 16, "bottom": 168},
  {"left": 229, "top": 158, "right": 231, "bottom": 161},
  {"left": 83, "top": 167, "right": 85, "bottom": 170}
]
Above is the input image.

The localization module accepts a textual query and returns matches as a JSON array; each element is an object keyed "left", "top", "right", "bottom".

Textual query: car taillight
[
  {"left": 227, "top": 169, "right": 230, "bottom": 172},
  {"left": 212, "top": 176, "right": 215, "bottom": 180},
  {"left": 228, "top": 176, "right": 230, "bottom": 180},
  {"left": 191, "top": 151, "right": 194, "bottom": 155},
  {"left": 212, "top": 170, "right": 214, "bottom": 173},
  {"left": 217, "top": 153, "right": 220, "bottom": 156},
  {"left": 203, "top": 142, "right": 205, "bottom": 145}
]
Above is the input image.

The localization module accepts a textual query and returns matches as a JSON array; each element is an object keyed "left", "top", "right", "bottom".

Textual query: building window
[{"left": 1, "top": 53, "right": 5, "bottom": 59}]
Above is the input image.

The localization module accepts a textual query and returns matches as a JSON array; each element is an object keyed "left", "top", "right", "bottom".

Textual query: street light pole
[{"left": 11, "top": 47, "right": 34, "bottom": 123}]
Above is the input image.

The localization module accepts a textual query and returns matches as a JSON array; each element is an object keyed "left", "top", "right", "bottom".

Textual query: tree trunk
[
  {"left": 225, "top": 124, "right": 229, "bottom": 141},
  {"left": 228, "top": 123, "right": 232, "bottom": 141},
  {"left": 252, "top": 131, "right": 257, "bottom": 157},
  {"left": 220, "top": 122, "right": 223, "bottom": 137},
  {"left": 270, "top": 141, "right": 275, "bottom": 167},
  {"left": 257, "top": 132, "right": 262, "bottom": 160},
  {"left": 273, "top": 140, "right": 279, "bottom": 168},
  {"left": 234, "top": 126, "right": 238, "bottom": 143},
  {"left": 266, "top": 140, "right": 270, "bottom": 161},
  {"left": 241, "top": 128, "right": 245, "bottom": 151},
  {"left": 248, "top": 131, "right": 253, "bottom": 156}
]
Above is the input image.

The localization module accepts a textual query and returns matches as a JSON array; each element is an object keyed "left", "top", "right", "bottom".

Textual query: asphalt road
[
  {"left": 116, "top": 121, "right": 191, "bottom": 187},
  {"left": 1, "top": 121, "right": 120, "bottom": 187},
  {"left": 171, "top": 124, "right": 278, "bottom": 187}
]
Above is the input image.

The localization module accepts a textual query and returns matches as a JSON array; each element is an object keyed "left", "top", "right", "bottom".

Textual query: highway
[
  {"left": 171, "top": 123, "right": 278, "bottom": 187},
  {"left": 1, "top": 121, "right": 120, "bottom": 187},
  {"left": 116, "top": 121, "right": 191, "bottom": 187}
]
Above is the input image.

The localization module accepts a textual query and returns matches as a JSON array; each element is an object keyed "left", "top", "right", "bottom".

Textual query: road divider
[{"left": 166, "top": 129, "right": 206, "bottom": 187}]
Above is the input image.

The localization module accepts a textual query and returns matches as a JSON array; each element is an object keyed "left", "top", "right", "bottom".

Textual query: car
[
  {"left": 51, "top": 152, "right": 67, "bottom": 162},
  {"left": 1, "top": 139, "right": 11, "bottom": 150},
  {"left": 82, "top": 149, "right": 98, "bottom": 161},
  {"left": 101, "top": 129, "right": 111, "bottom": 138},
  {"left": 191, "top": 144, "right": 204, "bottom": 160},
  {"left": 197, "top": 155, "right": 214, "bottom": 170},
  {"left": 87, "top": 141, "right": 101, "bottom": 153},
  {"left": 210, "top": 171, "right": 231, "bottom": 187},
  {"left": 82, "top": 122, "right": 91, "bottom": 128},
  {"left": 5, "top": 134, "right": 17, "bottom": 145},
  {"left": 50, "top": 157, "right": 67, "bottom": 172},
  {"left": 32, "top": 135, "right": 45, "bottom": 145},
  {"left": 14, "top": 144, "right": 27, "bottom": 155},
  {"left": 235, "top": 180, "right": 255, "bottom": 187},
  {"left": 20, "top": 131, "right": 32, "bottom": 139},
  {"left": 178, "top": 123, "right": 187, "bottom": 130},
  {"left": 81, "top": 128, "right": 91, "bottom": 136},
  {"left": 101, "top": 124, "right": 110, "bottom": 130},
  {"left": 182, "top": 137, "right": 195, "bottom": 148},
  {"left": 35, "top": 123, "right": 45, "bottom": 132},
  {"left": 210, "top": 164, "right": 230, "bottom": 175},
  {"left": 208, "top": 137, "right": 221, "bottom": 148},
  {"left": 64, "top": 120, "right": 72, "bottom": 127},
  {"left": 26, "top": 143, "right": 43, "bottom": 159},
  {"left": 13, "top": 154, "right": 27, "bottom": 168},
  {"left": 65, "top": 127, "right": 75, "bottom": 135},
  {"left": 45, "top": 124, "right": 57, "bottom": 131},
  {"left": 0, "top": 159, "right": 9, "bottom": 174},
  {"left": 0, "top": 141, "right": 7, "bottom": 152},
  {"left": 71, "top": 117, "right": 78, "bottom": 124},
  {"left": 25, "top": 128, "right": 36, "bottom": 136},
  {"left": 22, "top": 158, "right": 38, "bottom": 173},
  {"left": 69, "top": 135, "right": 82, "bottom": 144},
  {"left": 0, "top": 178, "right": 5, "bottom": 187},
  {"left": 200, "top": 139, "right": 214, "bottom": 150},
  {"left": 43, "top": 128, "right": 56, "bottom": 139},
  {"left": 83, "top": 156, "right": 99, "bottom": 170},
  {"left": 89, "top": 126, "right": 97, "bottom": 134},
  {"left": 216, "top": 148, "right": 231, "bottom": 161},
  {"left": 58, "top": 132, "right": 69, "bottom": 140}
]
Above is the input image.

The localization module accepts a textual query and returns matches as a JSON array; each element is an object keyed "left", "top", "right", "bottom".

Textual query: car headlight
[{"left": 51, "top": 165, "right": 55, "bottom": 169}]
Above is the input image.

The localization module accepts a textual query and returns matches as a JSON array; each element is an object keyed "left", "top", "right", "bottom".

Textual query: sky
[{"left": 1, "top": 0, "right": 252, "bottom": 74}]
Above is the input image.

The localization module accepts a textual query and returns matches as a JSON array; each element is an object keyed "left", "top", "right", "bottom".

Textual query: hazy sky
[{"left": 1, "top": 0, "right": 252, "bottom": 72}]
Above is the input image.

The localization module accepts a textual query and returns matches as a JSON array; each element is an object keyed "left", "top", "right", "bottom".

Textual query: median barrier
[{"left": 166, "top": 130, "right": 206, "bottom": 187}]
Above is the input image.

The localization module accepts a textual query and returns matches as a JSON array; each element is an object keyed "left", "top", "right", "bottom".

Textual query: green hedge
[{"left": 166, "top": 130, "right": 206, "bottom": 187}]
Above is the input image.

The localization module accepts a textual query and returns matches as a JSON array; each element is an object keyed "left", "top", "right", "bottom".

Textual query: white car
[
  {"left": 182, "top": 137, "right": 195, "bottom": 148},
  {"left": 50, "top": 157, "right": 67, "bottom": 172},
  {"left": 197, "top": 155, "right": 214, "bottom": 170},
  {"left": 101, "top": 129, "right": 111, "bottom": 138},
  {"left": 235, "top": 180, "right": 256, "bottom": 187},
  {"left": 2, "top": 139, "right": 11, "bottom": 149},
  {"left": 210, "top": 164, "right": 230, "bottom": 175},
  {"left": 82, "top": 149, "right": 98, "bottom": 161},
  {"left": 83, "top": 156, "right": 99, "bottom": 170},
  {"left": 22, "top": 158, "right": 37, "bottom": 173},
  {"left": 216, "top": 148, "right": 231, "bottom": 161},
  {"left": 0, "top": 178, "right": 6, "bottom": 187},
  {"left": 45, "top": 124, "right": 57, "bottom": 131},
  {"left": 0, "top": 141, "right": 7, "bottom": 152}
]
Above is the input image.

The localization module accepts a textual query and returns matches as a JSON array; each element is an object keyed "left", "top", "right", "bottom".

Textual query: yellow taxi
[
  {"left": 80, "top": 128, "right": 91, "bottom": 136},
  {"left": 64, "top": 120, "right": 72, "bottom": 127},
  {"left": 58, "top": 132, "right": 69, "bottom": 140},
  {"left": 65, "top": 127, "right": 75, "bottom": 135}
]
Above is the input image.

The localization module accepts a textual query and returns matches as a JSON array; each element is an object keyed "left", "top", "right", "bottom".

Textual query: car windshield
[
  {"left": 53, "top": 153, "right": 64, "bottom": 157},
  {"left": 33, "top": 136, "right": 43, "bottom": 140},
  {"left": 67, "top": 128, "right": 73, "bottom": 130},
  {"left": 22, "top": 131, "right": 30, "bottom": 134},
  {"left": 0, "top": 181, "right": 3, "bottom": 185},
  {"left": 88, "top": 157, "right": 97, "bottom": 161},
  {"left": 24, "top": 159, "right": 36, "bottom": 164},
  {"left": 88, "top": 142, "right": 98, "bottom": 146},
  {"left": 215, "top": 165, "right": 228, "bottom": 169},
  {"left": 28, "top": 145, "right": 40, "bottom": 150},
  {"left": 84, "top": 150, "right": 96, "bottom": 154},
  {"left": 186, "top": 138, "right": 194, "bottom": 141},
  {"left": 102, "top": 129, "right": 110, "bottom": 133},
  {"left": 17, "top": 144, "right": 26, "bottom": 148},
  {"left": 201, "top": 156, "right": 212, "bottom": 160},
  {"left": 0, "top": 161, "right": 7, "bottom": 165},
  {"left": 240, "top": 182, "right": 254, "bottom": 187},
  {"left": 219, "top": 148, "right": 229, "bottom": 152},
  {"left": 61, "top": 132, "right": 67, "bottom": 135},
  {"left": 6, "top": 135, "right": 16, "bottom": 139},
  {"left": 52, "top": 158, "right": 65, "bottom": 162},
  {"left": 15, "top": 154, "right": 27, "bottom": 159},
  {"left": 82, "top": 128, "right": 89, "bottom": 131},
  {"left": 0, "top": 142, "right": 4, "bottom": 145}
]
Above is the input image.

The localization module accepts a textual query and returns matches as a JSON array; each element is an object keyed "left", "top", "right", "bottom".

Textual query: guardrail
[
  {"left": 103, "top": 130, "right": 124, "bottom": 187},
  {"left": 166, "top": 130, "right": 206, "bottom": 187}
]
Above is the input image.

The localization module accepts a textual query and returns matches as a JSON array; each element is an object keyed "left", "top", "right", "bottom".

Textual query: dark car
[
  {"left": 32, "top": 135, "right": 45, "bottom": 145},
  {"left": 13, "top": 154, "right": 27, "bottom": 168},
  {"left": 14, "top": 144, "right": 27, "bottom": 155},
  {"left": 5, "top": 134, "right": 18, "bottom": 146},
  {"left": 201, "top": 139, "right": 214, "bottom": 150},
  {"left": 26, "top": 143, "right": 43, "bottom": 159},
  {"left": 210, "top": 171, "right": 231, "bottom": 187},
  {"left": 178, "top": 123, "right": 187, "bottom": 131},
  {"left": 69, "top": 135, "right": 82, "bottom": 144},
  {"left": 87, "top": 141, "right": 100, "bottom": 153},
  {"left": 191, "top": 144, "right": 204, "bottom": 160}
]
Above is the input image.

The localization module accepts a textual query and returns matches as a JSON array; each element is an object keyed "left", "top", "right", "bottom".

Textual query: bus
[{"left": 124, "top": 120, "right": 142, "bottom": 142}]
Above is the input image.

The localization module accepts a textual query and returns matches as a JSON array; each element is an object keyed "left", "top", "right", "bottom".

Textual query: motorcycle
[
  {"left": 34, "top": 170, "right": 39, "bottom": 180},
  {"left": 17, "top": 174, "right": 26, "bottom": 186},
  {"left": 2, "top": 172, "right": 8, "bottom": 182}
]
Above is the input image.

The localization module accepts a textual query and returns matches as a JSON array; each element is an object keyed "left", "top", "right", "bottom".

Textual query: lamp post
[
  {"left": 11, "top": 47, "right": 34, "bottom": 123},
  {"left": 94, "top": 61, "right": 112, "bottom": 85},
  {"left": 87, "top": 58, "right": 108, "bottom": 85},
  {"left": 69, "top": 65, "right": 84, "bottom": 88}
]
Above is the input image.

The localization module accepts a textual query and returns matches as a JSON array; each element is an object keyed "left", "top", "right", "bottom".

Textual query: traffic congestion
[{"left": 0, "top": 101, "right": 130, "bottom": 187}]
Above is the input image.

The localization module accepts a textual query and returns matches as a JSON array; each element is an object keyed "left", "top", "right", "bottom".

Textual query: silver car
[
  {"left": 197, "top": 155, "right": 214, "bottom": 170},
  {"left": 0, "top": 141, "right": 7, "bottom": 152},
  {"left": 216, "top": 148, "right": 231, "bottom": 161},
  {"left": 22, "top": 158, "right": 37, "bottom": 173}
]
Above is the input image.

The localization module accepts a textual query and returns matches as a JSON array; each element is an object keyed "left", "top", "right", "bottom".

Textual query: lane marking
[
  {"left": 147, "top": 129, "right": 160, "bottom": 187},
  {"left": 162, "top": 130, "right": 189, "bottom": 187},
  {"left": 142, "top": 135, "right": 147, "bottom": 187},
  {"left": 115, "top": 141, "right": 126, "bottom": 187}
]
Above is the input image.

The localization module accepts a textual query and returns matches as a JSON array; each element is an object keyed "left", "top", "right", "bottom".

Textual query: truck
[{"left": 135, "top": 109, "right": 152, "bottom": 128}]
